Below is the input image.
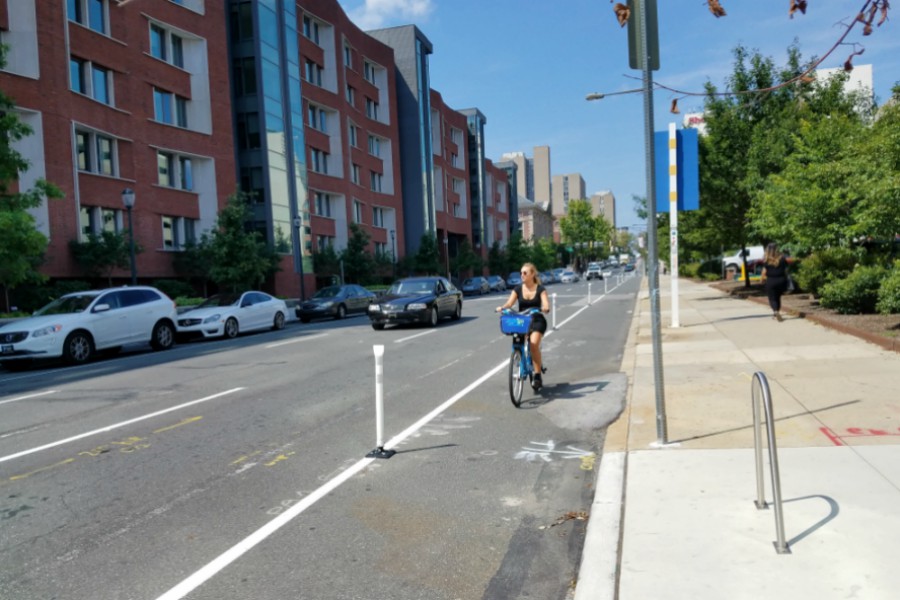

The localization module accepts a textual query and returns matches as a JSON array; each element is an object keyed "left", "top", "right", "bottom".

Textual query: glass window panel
[
  {"left": 150, "top": 25, "right": 166, "bottom": 60},
  {"left": 158, "top": 152, "right": 173, "bottom": 186},
  {"left": 101, "top": 208, "right": 116, "bottom": 232},
  {"left": 179, "top": 157, "right": 193, "bottom": 190},
  {"left": 91, "top": 65, "right": 109, "bottom": 104},
  {"left": 88, "top": 0, "right": 106, "bottom": 33},
  {"left": 154, "top": 88, "right": 172, "bottom": 123},
  {"left": 176, "top": 96, "right": 187, "bottom": 127},
  {"left": 68, "top": 0, "right": 82, "bottom": 23},
  {"left": 76, "top": 131, "right": 90, "bottom": 171},
  {"left": 80, "top": 206, "right": 93, "bottom": 235},
  {"left": 70, "top": 58, "right": 86, "bottom": 93},
  {"left": 171, "top": 35, "right": 184, "bottom": 68},
  {"left": 97, "top": 136, "right": 113, "bottom": 175},
  {"left": 162, "top": 216, "right": 175, "bottom": 249}
]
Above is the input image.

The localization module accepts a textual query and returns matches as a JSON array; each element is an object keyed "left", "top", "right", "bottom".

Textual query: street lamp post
[
  {"left": 443, "top": 233, "right": 450, "bottom": 279},
  {"left": 293, "top": 215, "right": 307, "bottom": 300},
  {"left": 121, "top": 188, "right": 137, "bottom": 285},
  {"left": 389, "top": 229, "right": 396, "bottom": 278}
]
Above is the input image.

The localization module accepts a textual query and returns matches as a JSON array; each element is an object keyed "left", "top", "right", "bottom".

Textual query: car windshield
[
  {"left": 389, "top": 280, "right": 433, "bottom": 295},
  {"left": 197, "top": 293, "right": 242, "bottom": 308},
  {"left": 463, "top": 279, "right": 475, "bottom": 285},
  {"left": 34, "top": 293, "right": 99, "bottom": 315},
  {"left": 313, "top": 286, "right": 341, "bottom": 299}
]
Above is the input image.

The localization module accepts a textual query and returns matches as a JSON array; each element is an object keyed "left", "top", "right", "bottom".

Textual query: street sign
[{"left": 654, "top": 128, "right": 699, "bottom": 212}]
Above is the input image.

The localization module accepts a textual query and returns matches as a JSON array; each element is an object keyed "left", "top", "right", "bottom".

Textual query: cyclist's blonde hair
[{"left": 522, "top": 262, "right": 541, "bottom": 285}]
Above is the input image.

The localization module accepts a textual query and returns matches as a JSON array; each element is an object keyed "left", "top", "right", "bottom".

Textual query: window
[
  {"left": 76, "top": 129, "right": 117, "bottom": 176},
  {"left": 157, "top": 150, "right": 193, "bottom": 190},
  {"left": 372, "top": 206, "right": 385, "bottom": 228},
  {"left": 302, "top": 16, "right": 319, "bottom": 44},
  {"left": 153, "top": 88, "right": 188, "bottom": 127},
  {"left": 343, "top": 45, "right": 352, "bottom": 68},
  {"left": 236, "top": 112, "right": 261, "bottom": 149},
  {"left": 451, "top": 127, "right": 462, "bottom": 145},
  {"left": 233, "top": 57, "right": 257, "bottom": 96},
  {"left": 70, "top": 57, "right": 112, "bottom": 105},
  {"left": 364, "top": 61, "right": 375, "bottom": 84},
  {"left": 370, "top": 171, "right": 382, "bottom": 193},
  {"left": 374, "top": 241, "right": 387, "bottom": 256},
  {"left": 307, "top": 104, "right": 326, "bottom": 132},
  {"left": 365, "top": 98, "right": 379, "bottom": 120},
  {"left": 304, "top": 60, "right": 323, "bottom": 86},
  {"left": 80, "top": 206, "right": 123, "bottom": 236},
  {"left": 314, "top": 191, "right": 331, "bottom": 217},
  {"left": 310, "top": 148, "right": 328, "bottom": 174},
  {"left": 150, "top": 24, "right": 185, "bottom": 69},
  {"left": 317, "top": 235, "right": 334, "bottom": 252},
  {"left": 350, "top": 163, "right": 360, "bottom": 184},
  {"left": 368, "top": 135, "right": 380, "bottom": 157},
  {"left": 452, "top": 178, "right": 463, "bottom": 194},
  {"left": 160, "top": 215, "right": 197, "bottom": 250},
  {"left": 162, "top": 216, "right": 175, "bottom": 249},
  {"left": 240, "top": 166, "right": 265, "bottom": 203},
  {"left": 69, "top": 0, "right": 107, "bottom": 35},
  {"left": 348, "top": 124, "right": 358, "bottom": 147},
  {"left": 346, "top": 85, "right": 355, "bottom": 105},
  {"left": 230, "top": 2, "right": 254, "bottom": 42},
  {"left": 353, "top": 200, "right": 363, "bottom": 224},
  {"left": 451, "top": 152, "right": 459, "bottom": 168}
]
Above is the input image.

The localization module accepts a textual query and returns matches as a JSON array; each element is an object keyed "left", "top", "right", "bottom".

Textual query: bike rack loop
[{"left": 751, "top": 371, "right": 791, "bottom": 554}]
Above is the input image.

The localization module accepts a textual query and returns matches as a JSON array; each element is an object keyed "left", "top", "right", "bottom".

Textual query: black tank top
[{"left": 515, "top": 284, "right": 545, "bottom": 311}]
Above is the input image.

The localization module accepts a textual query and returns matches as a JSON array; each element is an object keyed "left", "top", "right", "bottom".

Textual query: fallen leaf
[
  {"left": 789, "top": 0, "right": 808, "bottom": 18},
  {"left": 708, "top": 0, "right": 727, "bottom": 17},
  {"left": 670, "top": 98, "right": 680, "bottom": 114},
  {"left": 613, "top": 3, "right": 630, "bottom": 27}
]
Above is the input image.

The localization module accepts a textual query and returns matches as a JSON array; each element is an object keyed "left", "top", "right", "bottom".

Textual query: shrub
[
  {"left": 680, "top": 262, "right": 701, "bottom": 278},
  {"left": 876, "top": 262, "right": 900, "bottom": 314},
  {"left": 819, "top": 265, "right": 888, "bottom": 314},
  {"left": 152, "top": 279, "right": 196, "bottom": 300},
  {"left": 9, "top": 280, "right": 92, "bottom": 313},
  {"left": 793, "top": 247, "right": 860, "bottom": 297}
]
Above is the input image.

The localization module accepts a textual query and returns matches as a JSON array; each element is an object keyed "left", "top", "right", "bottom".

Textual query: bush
[
  {"left": 819, "top": 265, "right": 888, "bottom": 314},
  {"left": 793, "top": 247, "right": 860, "bottom": 297},
  {"left": 876, "top": 262, "right": 900, "bottom": 314},
  {"left": 152, "top": 279, "right": 196, "bottom": 300},
  {"left": 9, "top": 279, "right": 92, "bottom": 313}
]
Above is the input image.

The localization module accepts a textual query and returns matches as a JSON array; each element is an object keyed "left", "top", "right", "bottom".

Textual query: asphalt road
[{"left": 0, "top": 273, "right": 639, "bottom": 600}]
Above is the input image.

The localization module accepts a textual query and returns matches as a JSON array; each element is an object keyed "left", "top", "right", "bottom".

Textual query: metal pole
[
  {"left": 551, "top": 293, "right": 557, "bottom": 329},
  {"left": 669, "top": 122, "right": 680, "bottom": 328},
  {"left": 640, "top": 0, "right": 668, "bottom": 444},
  {"left": 127, "top": 206, "right": 137, "bottom": 286}
]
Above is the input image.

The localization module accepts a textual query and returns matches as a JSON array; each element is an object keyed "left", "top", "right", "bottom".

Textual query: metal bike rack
[{"left": 751, "top": 371, "right": 791, "bottom": 554}]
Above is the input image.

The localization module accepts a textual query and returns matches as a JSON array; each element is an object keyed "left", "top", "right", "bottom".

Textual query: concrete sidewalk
[{"left": 576, "top": 276, "right": 900, "bottom": 600}]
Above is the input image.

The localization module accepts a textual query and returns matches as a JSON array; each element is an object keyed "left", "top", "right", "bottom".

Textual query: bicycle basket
[{"left": 500, "top": 313, "right": 531, "bottom": 335}]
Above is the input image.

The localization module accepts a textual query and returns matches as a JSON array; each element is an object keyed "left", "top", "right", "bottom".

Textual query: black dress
[{"left": 764, "top": 256, "right": 789, "bottom": 312}]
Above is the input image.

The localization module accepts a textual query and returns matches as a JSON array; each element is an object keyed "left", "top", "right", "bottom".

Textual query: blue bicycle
[{"left": 500, "top": 308, "right": 543, "bottom": 407}]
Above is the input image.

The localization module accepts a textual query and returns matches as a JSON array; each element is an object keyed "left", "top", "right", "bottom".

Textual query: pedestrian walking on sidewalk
[{"left": 761, "top": 242, "right": 790, "bottom": 321}]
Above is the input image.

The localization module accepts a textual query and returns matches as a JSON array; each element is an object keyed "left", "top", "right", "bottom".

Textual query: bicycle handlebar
[{"left": 501, "top": 308, "right": 542, "bottom": 316}]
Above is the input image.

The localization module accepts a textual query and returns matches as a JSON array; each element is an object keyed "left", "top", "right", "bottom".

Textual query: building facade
[
  {"left": 2, "top": 0, "right": 236, "bottom": 283},
  {"left": 589, "top": 190, "right": 616, "bottom": 228}
]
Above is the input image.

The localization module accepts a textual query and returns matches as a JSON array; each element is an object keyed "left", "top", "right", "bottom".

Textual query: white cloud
[{"left": 345, "top": 0, "right": 434, "bottom": 30}]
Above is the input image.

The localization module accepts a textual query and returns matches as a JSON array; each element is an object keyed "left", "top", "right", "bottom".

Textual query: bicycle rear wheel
[{"left": 509, "top": 349, "right": 524, "bottom": 407}]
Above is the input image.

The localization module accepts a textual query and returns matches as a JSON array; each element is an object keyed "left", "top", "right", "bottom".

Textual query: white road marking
[
  {"left": 0, "top": 388, "right": 244, "bottom": 464},
  {"left": 265, "top": 333, "right": 328, "bottom": 348},
  {"left": 0, "top": 390, "right": 57, "bottom": 406},
  {"left": 394, "top": 329, "right": 437, "bottom": 343}
]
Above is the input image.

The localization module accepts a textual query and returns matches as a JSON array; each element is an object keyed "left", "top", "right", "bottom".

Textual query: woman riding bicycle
[{"left": 496, "top": 263, "right": 550, "bottom": 390}]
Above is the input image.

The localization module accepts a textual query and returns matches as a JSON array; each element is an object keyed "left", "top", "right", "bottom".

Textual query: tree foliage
[
  {"left": 206, "top": 193, "right": 281, "bottom": 292},
  {"left": 68, "top": 230, "right": 135, "bottom": 286},
  {"left": 340, "top": 223, "right": 375, "bottom": 284},
  {"left": 412, "top": 232, "right": 442, "bottom": 275}
]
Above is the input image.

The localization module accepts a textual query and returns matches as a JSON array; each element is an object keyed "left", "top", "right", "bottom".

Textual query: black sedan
[
  {"left": 296, "top": 284, "right": 376, "bottom": 323},
  {"left": 367, "top": 276, "right": 462, "bottom": 330}
]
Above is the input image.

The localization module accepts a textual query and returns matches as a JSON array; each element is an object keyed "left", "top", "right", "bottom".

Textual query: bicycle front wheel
[{"left": 509, "top": 349, "right": 525, "bottom": 407}]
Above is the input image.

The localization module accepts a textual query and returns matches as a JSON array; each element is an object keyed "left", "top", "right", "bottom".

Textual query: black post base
[{"left": 366, "top": 446, "right": 396, "bottom": 459}]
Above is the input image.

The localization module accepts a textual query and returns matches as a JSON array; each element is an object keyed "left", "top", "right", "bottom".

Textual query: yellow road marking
[
  {"left": 265, "top": 452, "right": 295, "bottom": 467},
  {"left": 153, "top": 416, "right": 203, "bottom": 434},
  {"left": 9, "top": 458, "right": 76, "bottom": 482},
  {"left": 231, "top": 450, "right": 261, "bottom": 465}
]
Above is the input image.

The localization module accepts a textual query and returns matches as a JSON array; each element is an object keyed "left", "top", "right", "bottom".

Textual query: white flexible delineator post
[
  {"left": 552, "top": 293, "right": 558, "bottom": 329},
  {"left": 367, "top": 345, "right": 395, "bottom": 459}
]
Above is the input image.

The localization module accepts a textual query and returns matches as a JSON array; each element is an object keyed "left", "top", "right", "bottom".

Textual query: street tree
[
  {"left": 450, "top": 238, "right": 482, "bottom": 280},
  {"left": 413, "top": 232, "right": 442, "bottom": 276},
  {"left": 0, "top": 44, "right": 62, "bottom": 310},
  {"left": 68, "top": 231, "right": 135, "bottom": 286},
  {"left": 558, "top": 199, "right": 609, "bottom": 268},
  {"left": 173, "top": 236, "right": 214, "bottom": 297},
  {"left": 207, "top": 192, "right": 281, "bottom": 292},
  {"left": 340, "top": 223, "right": 375, "bottom": 284},
  {"left": 504, "top": 232, "right": 530, "bottom": 273}
]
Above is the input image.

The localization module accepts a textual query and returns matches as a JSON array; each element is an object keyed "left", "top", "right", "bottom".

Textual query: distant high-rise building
[
  {"left": 590, "top": 191, "right": 616, "bottom": 228},
  {"left": 551, "top": 173, "right": 586, "bottom": 217},
  {"left": 501, "top": 145, "right": 550, "bottom": 205}
]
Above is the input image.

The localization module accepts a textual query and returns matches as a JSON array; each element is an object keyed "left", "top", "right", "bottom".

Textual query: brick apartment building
[
  {"left": 2, "top": 0, "right": 512, "bottom": 298},
  {"left": 1, "top": 0, "right": 236, "bottom": 283}
]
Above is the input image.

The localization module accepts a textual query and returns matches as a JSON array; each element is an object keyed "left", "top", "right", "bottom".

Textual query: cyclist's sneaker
[{"left": 532, "top": 374, "right": 543, "bottom": 390}]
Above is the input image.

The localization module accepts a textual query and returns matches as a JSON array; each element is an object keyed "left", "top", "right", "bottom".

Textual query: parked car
[
  {"left": 487, "top": 275, "right": 507, "bottom": 292},
  {"left": 552, "top": 268, "right": 566, "bottom": 282},
  {"left": 624, "top": 263, "right": 636, "bottom": 272},
  {"left": 722, "top": 245, "right": 765, "bottom": 271},
  {"left": 507, "top": 271, "right": 523, "bottom": 287},
  {"left": 461, "top": 276, "right": 490, "bottom": 296},
  {"left": 177, "top": 291, "right": 288, "bottom": 340},
  {"left": 368, "top": 276, "right": 462, "bottom": 330},
  {"left": 296, "top": 284, "right": 376, "bottom": 322},
  {"left": 540, "top": 271, "right": 556, "bottom": 285},
  {"left": 0, "top": 286, "right": 177, "bottom": 367},
  {"left": 585, "top": 262, "right": 604, "bottom": 280},
  {"left": 560, "top": 270, "right": 580, "bottom": 284}
]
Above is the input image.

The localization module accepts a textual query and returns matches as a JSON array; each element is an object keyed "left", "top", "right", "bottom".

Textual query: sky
[{"left": 337, "top": 0, "right": 900, "bottom": 231}]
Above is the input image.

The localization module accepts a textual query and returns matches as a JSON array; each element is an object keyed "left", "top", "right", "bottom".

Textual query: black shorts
[{"left": 529, "top": 313, "right": 547, "bottom": 335}]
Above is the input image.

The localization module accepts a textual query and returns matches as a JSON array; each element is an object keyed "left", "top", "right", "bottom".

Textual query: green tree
[
  {"left": 69, "top": 231, "right": 134, "bottom": 286},
  {"left": 488, "top": 241, "right": 506, "bottom": 276},
  {"left": 413, "top": 232, "right": 442, "bottom": 275},
  {"left": 450, "top": 238, "right": 481, "bottom": 280},
  {"left": 0, "top": 44, "right": 62, "bottom": 310},
  {"left": 530, "top": 237, "right": 556, "bottom": 272},
  {"left": 207, "top": 193, "right": 281, "bottom": 292},
  {"left": 173, "top": 236, "right": 214, "bottom": 297},
  {"left": 504, "top": 232, "right": 531, "bottom": 273},
  {"left": 559, "top": 199, "right": 606, "bottom": 269},
  {"left": 340, "top": 223, "right": 375, "bottom": 284},
  {"left": 313, "top": 245, "right": 342, "bottom": 283}
]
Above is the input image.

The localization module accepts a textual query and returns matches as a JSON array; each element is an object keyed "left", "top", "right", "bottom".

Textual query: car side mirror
[{"left": 93, "top": 303, "right": 111, "bottom": 313}]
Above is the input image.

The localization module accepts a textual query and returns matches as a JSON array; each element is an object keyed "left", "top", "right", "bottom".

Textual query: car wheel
[
  {"left": 451, "top": 302, "right": 462, "bottom": 321},
  {"left": 372, "top": 323, "right": 385, "bottom": 330},
  {"left": 224, "top": 317, "right": 239, "bottom": 339},
  {"left": 151, "top": 321, "right": 176, "bottom": 350},
  {"left": 335, "top": 304, "right": 346, "bottom": 320},
  {"left": 273, "top": 312, "right": 285, "bottom": 330},
  {"left": 428, "top": 306, "right": 439, "bottom": 327},
  {"left": 63, "top": 331, "right": 93, "bottom": 364}
]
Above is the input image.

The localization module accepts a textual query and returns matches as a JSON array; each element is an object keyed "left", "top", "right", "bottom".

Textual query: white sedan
[
  {"left": 176, "top": 291, "right": 288, "bottom": 340},
  {"left": 560, "top": 270, "right": 580, "bottom": 283}
]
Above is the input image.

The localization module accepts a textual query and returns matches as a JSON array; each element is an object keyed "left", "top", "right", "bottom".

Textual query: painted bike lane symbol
[{"left": 515, "top": 440, "right": 595, "bottom": 469}]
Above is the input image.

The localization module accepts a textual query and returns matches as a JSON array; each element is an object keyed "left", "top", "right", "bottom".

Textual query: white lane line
[
  {"left": 394, "top": 329, "right": 436, "bottom": 344},
  {"left": 0, "top": 388, "right": 244, "bottom": 464},
  {"left": 154, "top": 359, "right": 510, "bottom": 600},
  {"left": 0, "top": 390, "right": 57, "bottom": 406},
  {"left": 265, "top": 333, "right": 328, "bottom": 349}
]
